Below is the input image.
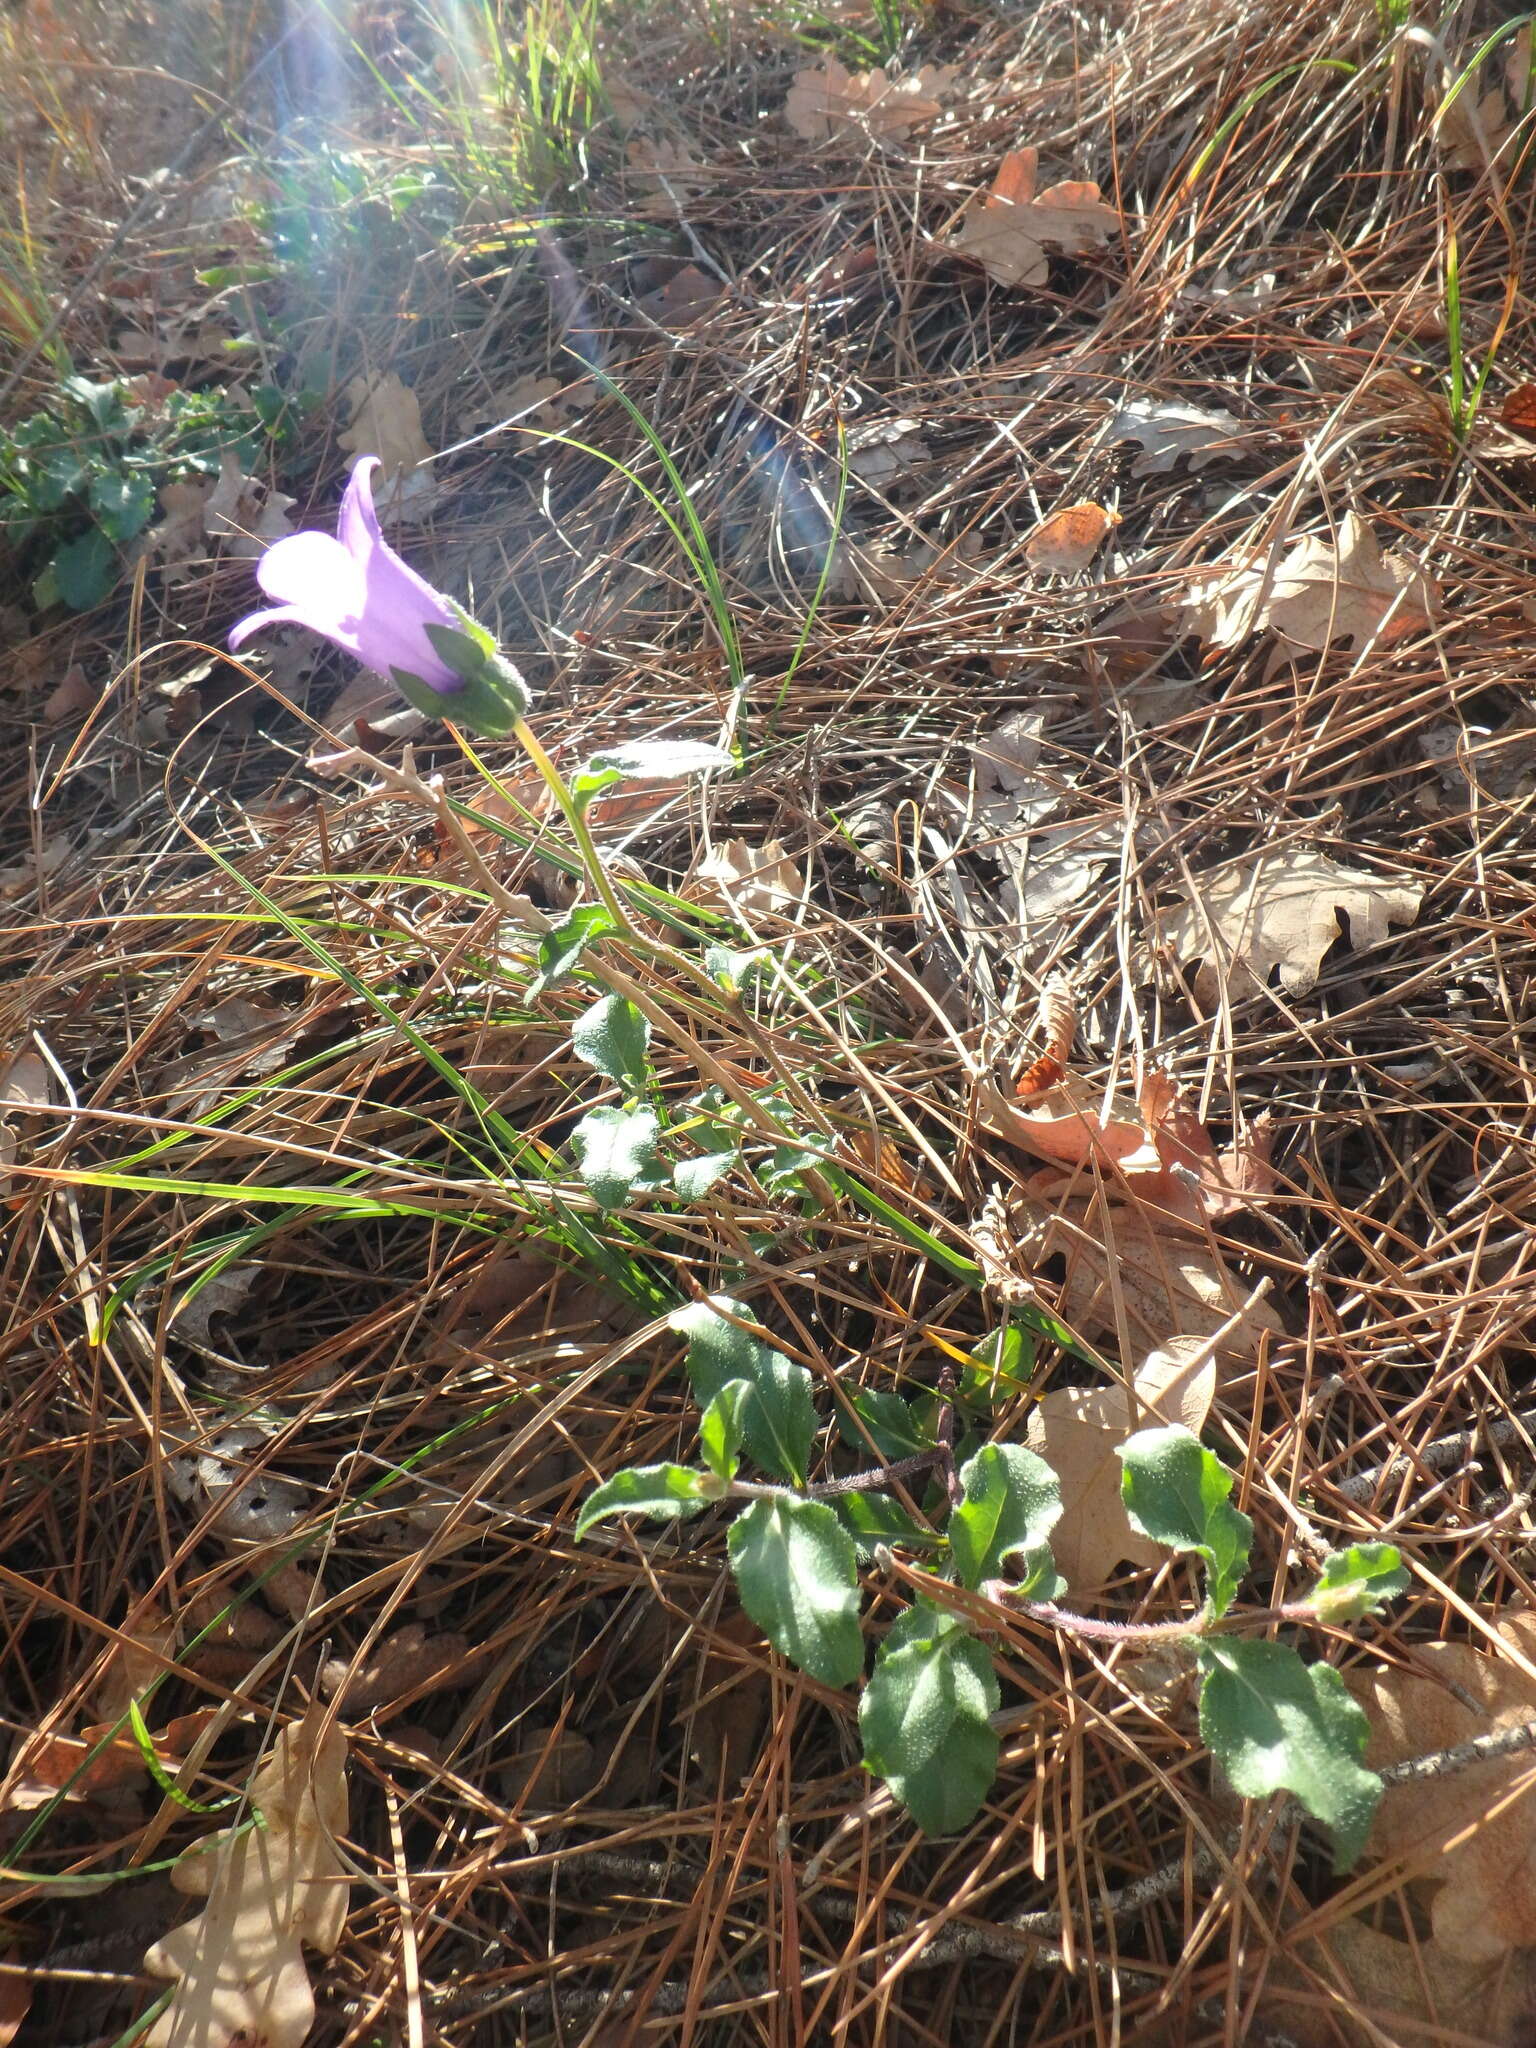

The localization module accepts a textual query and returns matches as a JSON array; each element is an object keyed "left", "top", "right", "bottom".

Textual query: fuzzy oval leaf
[
  {"left": 575, "top": 1463, "right": 708, "bottom": 1538},
  {"left": 698, "top": 1380, "right": 754, "bottom": 1482},
  {"left": 727, "top": 1495, "right": 863, "bottom": 1686},
  {"left": 570, "top": 1105, "right": 663, "bottom": 1211},
  {"left": 1307, "top": 1542, "right": 1409, "bottom": 1622},
  {"left": 533, "top": 903, "right": 616, "bottom": 993},
  {"left": 672, "top": 1146, "right": 738, "bottom": 1200},
  {"left": 1119, "top": 1424, "right": 1252, "bottom": 1616},
  {"left": 571, "top": 993, "right": 651, "bottom": 1094},
  {"left": 950, "top": 1442, "right": 1064, "bottom": 1594},
  {"left": 1198, "top": 1638, "right": 1381, "bottom": 1872},
  {"left": 670, "top": 1296, "right": 816, "bottom": 1484},
  {"left": 861, "top": 1618, "right": 1001, "bottom": 1835}
]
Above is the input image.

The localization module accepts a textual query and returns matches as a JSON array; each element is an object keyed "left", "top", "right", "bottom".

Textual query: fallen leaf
[
  {"left": 145, "top": 476, "right": 214, "bottom": 578},
  {"left": 1501, "top": 380, "right": 1536, "bottom": 437},
  {"left": 498, "top": 1728, "right": 599, "bottom": 1807},
  {"left": 307, "top": 670, "right": 427, "bottom": 774},
  {"left": 1179, "top": 267, "right": 1278, "bottom": 315},
  {"left": 465, "top": 371, "right": 592, "bottom": 436},
  {"left": 971, "top": 709, "right": 1066, "bottom": 830},
  {"left": 625, "top": 136, "right": 709, "bottom": 206},
  {"left": 695, "top": 837, "right": 803, "bottom": 920},
  {"left": 687, "top": 1608, "right": 770, "bottom": 1787},
  {"left": 1025, "top": 1338, "right": 1219, "bottom": 1589},
  {"left": 3, "top": 1709, "right": 217, "bottom": 1811},
  {"left": 1130, "top": 1071, "right": 1277, "bottom": 1224},
  {"left": 144, "top": 1699, "right": 349, "bottom": 2048},
  {"left": 1180, "top": 513, "right": 1439, "bottom": 656},
  {"left": 978, "top": 1071, "right": 1162, "bottom": 1176},
  {"left": 1025, "top": 501, "right": 1119, "bottom": 575},
  {"left": 338, "top": 374, "right": 440, "bottom": 523},
  {"left": 1149, "top": 846, "right": 1425, "bottom": 1001},
  {"left": 949, "top": 147, "right": 1121, "bottom": 289},
  {"left": 785, "top": 57, "right": 957, "bottom": 145},
  {"left": 202, "top": 451, "right": 296, "bottom": 559},
  {"left": 1345, "top": 1612, "right": 1536, "bottom": 1962},
  {"left": 165, "top": 1423, "right": 310, "bottom": 1545},
  {"left": 43, "top": 665, "right": 99, "bottom": 721},
  {"left": 634, "top": 262, "right": 723, "bottom": 325},
  {"left": 0, "top": 1050, "right": 54, "bottom": 1113},
  {"left": 319, "top": 1625, "right": 472, "bottom": 1714},
  {"left": 0, "top": 1955, "right": 30, "bottom": 2045},
  {"left": 169, "top": 1263, "right": 264, "bottom": 1357},
  {"left": 1010, "top": 1193, "right": 1283, "bottom": 1360},
  {"left": 1436, "top": 26, "right": 1531, "bottom": 169},
  {"left": 1108, "top": 398, "right": 1242, "bottom": 476},
  {"left": 845, "top": 415, "right": 931, "bottom": 487},
  {"left": 1258, "top": 1919, "right": 1536, "bottom": 2047},
  {"left": 92, "top": 1599, "right": 176, "bottom": 1721}
]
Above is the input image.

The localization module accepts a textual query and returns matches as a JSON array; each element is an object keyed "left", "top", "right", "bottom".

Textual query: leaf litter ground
[{"left": 4, "top": 0, "right": 1536, "bottom": 2042}]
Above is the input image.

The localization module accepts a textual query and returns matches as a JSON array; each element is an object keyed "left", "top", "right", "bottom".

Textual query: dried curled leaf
[
  {"left": 1025, "top": 1339, "right": 1219, "bottom": 1589},
  {"left": 1346, "top": 1613, "right": 1536, "bottom": 1962},
  {"left": 320, "top": 1624, "right": 472, "bottom": 1714},
  {"left": 949, "top": 147, "right": 1121, "bottom": 289},
  {"left": 1011, "top": 1194, "right": 1282, "bottom": 1360},
  {"left": 1024, "top": 501, "right": 1119, "bottom": 575},
  {"left": 1258, "top": 1918, "right": 1536, "bottom": 2048},
  {"left": 1180, "top": 513, "right": 1439, "bottom": 657},
  {"left": 695, "top": 837, "right": 804, "bottom": 920},
  {"left": 1149, "top": 846, "right": 1425, "bottom": 1000},
  {"left": 1107, "top": 398, "right": 1242, "bottom": 476},
  {"left": 338, "top": 374, "right": 440, "bottom": 524},
  {"left": 784, "top": 57, "right": 956, "bottom": 145},
  {"left": 144, "top": 1701, "right": 349, "bottom": 2048}
]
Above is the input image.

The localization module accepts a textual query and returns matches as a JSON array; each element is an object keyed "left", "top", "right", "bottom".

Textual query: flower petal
[
  {"left": 229, "top": 603, "right": 365, "bottom": 660},
  {"left": 337, "top": 456, "right": 384, "bottom": 558},
  {"left": 255, "top": 531, "right": 364, "bottom": 611}
]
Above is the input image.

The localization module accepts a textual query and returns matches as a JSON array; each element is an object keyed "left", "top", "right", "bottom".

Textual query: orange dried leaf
[
  {"left": 784, "top": 57, "right": 956, "bottom": 145},
  {"left": 1180, "top": 513, "right": 1438, "bottom": 656},
  {"left": 1024, "top": 501, "right": 1119, "bottom": 575},
  {"left": 949, "top": 147, "right": 1122, "bottom": 289}
]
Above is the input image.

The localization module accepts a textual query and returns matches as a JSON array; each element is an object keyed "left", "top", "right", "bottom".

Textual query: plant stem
[{"left": 509, "top": 715, "right": 636, "bottom": 936}]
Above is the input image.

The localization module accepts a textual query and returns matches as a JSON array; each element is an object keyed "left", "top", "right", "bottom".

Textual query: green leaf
[
  {"left": 570, "top": 1105, "right": 663, "bottom": 1210},
  {"left": 570, "top": 764, "right": 624, "bottom": 815},
  {"left": 88, "top": 468, "right": 155, "bottom": 542},
  {"left": 837, "top": 1388, "right": 934, "bottom": 1462},
  {"left": 728, "top": 1495, "right": 864, "bottom": 1686},
  {"left": 861, "top": 1610, "right": 1000, "bottom": 1834},
  {"left": 704, "top": 943, "right": 767, "bottom": 994},
  {"left": 396, "top": 635, "right": 531, "bottom": 735},
  {"left": 589, "top": 739, "right": 734, "bottom": 779},
  {"left": 1305, "top": 1543, "right": 1409, "bottom": 1622},
  {"left": 834, "top": 1490, "right": 940, "bottom": 1557},
  {"left": 575, "top": 1462, "right": 708, "bottom": 1538},
  {"left": 530, "top": 903, "right": 615, "bottom": 995},
  {"left": 423, "top": 620, "right": 492, "bottom": 679},
  {"left": 950, "top": 1443, "right": 1065, "bottom": 1596},
  {"left": 48, "top": 526, "right": 117, "bottom": 611},
  {"left": 1197, "top": 1639, "right": 1381, "bottom": 1871},
  {"left": 961, "top": 1325, "right": 1038, "bottom": 1409},
  {"left": 1119, "top": 1425, "right": 1253, "bottom": 1618},
  {"left": 670, "top": 1296, "right": 817, "bottom": 1485},
  {"left": 672, "top": 1147, "right": 738, "bottom": 1200},
  {"left": 571, "top": 993, "right": 651, "bottom": 1094},
  {"left": 699, "top": 1379, "right": 754, "bottom": 1482}
]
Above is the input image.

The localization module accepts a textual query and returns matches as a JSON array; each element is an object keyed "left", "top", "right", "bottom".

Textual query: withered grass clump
[{"left": 3, "top": 0, "right": 1536, "bottom": 2041}]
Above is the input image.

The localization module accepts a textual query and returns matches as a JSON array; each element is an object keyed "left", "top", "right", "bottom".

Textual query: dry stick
[{"left": 1331, "top": 1406, "right": 1536, "bottom": 1503}]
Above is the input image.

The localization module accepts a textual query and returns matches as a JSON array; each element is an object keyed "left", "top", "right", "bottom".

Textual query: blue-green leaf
[
  {"left": 1119, "top": 1425, "right": 1253, "bottom": 1618},
  {"left": 589, "top": 739, "right": 733, "bottom": 779},
  {"left": 699, "top": 1379, "right": 754, "bottom": 1482},
  {"left": 861, "top": 1608, "right": 1000, "bottom": 1834},
  {"left": 531, "top": 904, "right": 616, "bottom": 995},
  {"left": 49, "top": 526, "right": 117, "bottom": 611},
  {"left": 571, "top": 993, "right": 651, "bottom": 1094},
  {"left": 1305, "top": 1543, "right": 1409, "bottom": 1622},
  {"left": 669, "top": 1296, "right": 816, "bottom": 1485},
  {"left": 575, "top": 1463, "right": 708, "bottom": 1539},
  {"left": 728, "top": 1496, "right": 863, "bottom": 1686},
  {"left": 89, "top": 469, "right": 155, "bottom": 542},
  {"left": 570, "top": 1105, "right": 663, "bottom": 1210},
  {"left": 950, "top": 1443, "right": 1065, "bottom": 1596},
  {"left": 1197, "top": 1638, "right": 1381, "bottom": 1872}
]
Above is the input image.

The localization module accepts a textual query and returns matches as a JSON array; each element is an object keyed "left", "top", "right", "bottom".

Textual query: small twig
[{"left": 1332, "top": 1408, "right": 1536, "bottom": 1504}]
